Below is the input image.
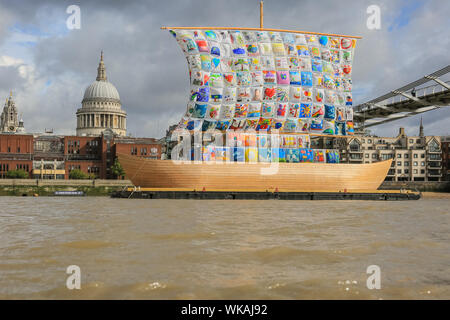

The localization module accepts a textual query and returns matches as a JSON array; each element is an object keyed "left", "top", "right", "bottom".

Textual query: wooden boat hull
[{"left": 118, "top": 154, "right": 392, "bottom": 192}]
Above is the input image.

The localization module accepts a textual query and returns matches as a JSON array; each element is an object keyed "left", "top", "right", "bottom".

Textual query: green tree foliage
[
  {"left": 6, "top": 169, "right": 29, "bottom": 179},
  {"left": 111, "top": 158, "right": 125, "bottom": 179},
  {"left": 69, "top": 169, "right": 89, "bottom": 180}
]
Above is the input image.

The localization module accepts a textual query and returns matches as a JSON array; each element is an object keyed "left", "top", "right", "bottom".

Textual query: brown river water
[{"left": 0, "top": 194, "right": 449, "bottom": 299}]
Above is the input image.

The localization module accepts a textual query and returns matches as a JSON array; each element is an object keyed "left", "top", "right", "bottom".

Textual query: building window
[
  {"left": 414, "top": 154, "right": 418, "bottom": 158},
  {"left": 421, "top": 169, "right": 425, "bottom": 174},
  {"left": 429, "top": 154, "right": 441, "bottom": 160},
  {"left": 397, "top": 154, "right": 401, "bottom": 158},
  {"left": 414, "top": 161, "right": 418, "bottom": 166},
  {"left": 397, "top": 161, "right": 401, "bottom": 166},
  {"left": 421, "top": 162, "right": 425, "bottom": 166},
  {"left": 428, "top": 140, "right": 440, "bottom": 152},
  {"left": 404, "top": 169, "right": 409, "bottom": 174},
  {"left": 368, "top": 139, "right": 372, "bottom": 143},
  {"left": 365, "top": 154, "right": 369, "bottom": 158},
  {"left": 7, "top": 147, "right": 10, "bottom": 153},
  {"left": 372, "top": 154, "right": 377, "bottom": 159},
  {"left": 405, "top": 154, "right": 409, "bottom": 159},
  {"left": 350, "top": 154, "right": 362, "bottom": 159},
  {"left": 414, "top": 169, "right": 418, "bottom": 174},
  {"left": 421, "top": 154, "right": 425, "bottom": 158},
  {"left": 397, "top": 169, "right": 402, "bottom": 174},
  {"left": 349, "top": 140, "right": 361, "bottom": 152},
  {"left": 404, "top": 161, "right": 409, "bottom": 166},
  {"left": 409, "top": 139, "right": 413, "bottom": 143}
]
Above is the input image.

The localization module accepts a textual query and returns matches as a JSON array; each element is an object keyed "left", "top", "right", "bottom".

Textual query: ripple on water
[
  {"left": 61, "top": 240, "right": 116, "bottom": 249},
  {"left": 239, "top": 246, "right": 346, "bottom": 265}
]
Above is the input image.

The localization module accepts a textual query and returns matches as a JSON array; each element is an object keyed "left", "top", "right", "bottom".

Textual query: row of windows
[
  {"left": 87, "top": 167, "right": 100, "bottom": 174},
  {"left": 130, "top": 147, "right": 158, "bottom": 156},
  {"left": 397, "top": 154, "right": 425, "bottom": 159},
  {"left": 131, "top": 147, "right": 148, "bottom": 156},
  {"left": 67, "top": 166, "right": 100, "bottom": 173},
  {"left": 363, "top": 138, "right": 423, "bottom": 144},
  {"left": 1, "top": 146, "right": 22, "bottom": 153},
  {"left": 396, "top": 169, "right": 426, "bottom": 174},
  {"left": 0, "top": 163, "right": 29, "bottom": 171},
  {"left": 396, "top": 161, "right": 426, "bottom": 166},
  {"left": 67, "top": 140, "right": 80, "bottom": 147},
  {"left": 67, "top": 140, "right": 99, "bottom": 147},
  {"left": 429, "top": 154, "right": 441, "bottom": 160},
  {"left": 363, "top": 153, "right": 429, "bottom": 161},
  {"left": 16, "top": 164, "right": 29, "bottom": 171}
]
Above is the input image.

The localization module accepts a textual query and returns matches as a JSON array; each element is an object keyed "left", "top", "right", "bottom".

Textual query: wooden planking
[
  {"left": 118, "top": 154, "right": 391, "bottom": 192},
  {"left": 161, "top": 26, "right": 362, "bottom": 39}
]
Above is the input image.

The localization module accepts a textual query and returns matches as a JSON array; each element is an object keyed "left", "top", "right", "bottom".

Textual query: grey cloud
[{"left": 0, "top": 65, "right": 26, "bottom": 90}]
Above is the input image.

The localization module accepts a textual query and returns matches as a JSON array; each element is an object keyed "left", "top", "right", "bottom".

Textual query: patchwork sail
[{"left": 169, "top": 28, "right": 356, "bottom": 135}]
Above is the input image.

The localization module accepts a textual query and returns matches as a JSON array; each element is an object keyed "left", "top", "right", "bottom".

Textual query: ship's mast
[
  {"left": 161, "top": 0, "right": 361, "bottom": 39},
  {"left": 260, "top": 1, "right": 264, "bottom": 29}
]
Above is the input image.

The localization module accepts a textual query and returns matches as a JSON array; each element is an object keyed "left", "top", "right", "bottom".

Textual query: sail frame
[{"left": 161, "top": 26, "right": 362, "bottom": 40}]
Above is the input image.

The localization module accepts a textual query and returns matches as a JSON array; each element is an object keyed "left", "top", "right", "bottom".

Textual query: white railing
[{"left": 388, "top": 80, "right": 450, "bottom": 105}]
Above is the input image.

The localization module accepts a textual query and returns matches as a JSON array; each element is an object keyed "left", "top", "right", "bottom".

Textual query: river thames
[{"left": 0, "top": 194, "right": 449, "bottom": 299}]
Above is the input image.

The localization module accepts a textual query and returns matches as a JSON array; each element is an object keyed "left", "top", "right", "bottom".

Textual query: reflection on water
[{"left": 0, "top": 195, "right": 449, "bottom": 299}]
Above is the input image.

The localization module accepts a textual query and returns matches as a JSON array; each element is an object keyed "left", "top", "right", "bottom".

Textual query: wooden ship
[{"left": 118, "top": 1, "right": 393, "bottom": 193}]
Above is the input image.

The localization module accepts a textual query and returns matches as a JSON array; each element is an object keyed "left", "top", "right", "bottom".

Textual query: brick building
[
  {"left": 0, "top": 131, "right": 162, "bottom": 179},
  {"left": 113, "top": 137, "right": 161, "bottom": 159},
  {"left": 0, "top": 134, "right": 33, "bottom": 178}
]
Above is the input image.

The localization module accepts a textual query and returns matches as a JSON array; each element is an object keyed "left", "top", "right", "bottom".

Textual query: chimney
[{"left": 398, "top": 127, "right": 405, "bottom": 137}]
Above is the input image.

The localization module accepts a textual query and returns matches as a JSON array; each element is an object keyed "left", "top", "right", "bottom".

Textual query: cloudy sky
[{"left": 0, "top": 0, "right": 449, "bottom": 138}]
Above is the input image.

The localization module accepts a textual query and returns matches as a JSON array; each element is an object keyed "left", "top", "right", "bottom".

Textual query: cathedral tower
[{"left": 1, "top": 91, "right": 20, "bottom": 133}]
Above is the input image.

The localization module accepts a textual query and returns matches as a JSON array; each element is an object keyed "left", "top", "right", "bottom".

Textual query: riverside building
[{"left": 335, "top": 119, "right": 443, "bottom": 182}]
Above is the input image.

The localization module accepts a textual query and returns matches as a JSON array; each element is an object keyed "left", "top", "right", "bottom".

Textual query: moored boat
[
  {"left": 119, "top": 154, "right": 391, "bottom": 192},
  {"left": 119, "top": 2, "right": 391, "bottom": 193}
]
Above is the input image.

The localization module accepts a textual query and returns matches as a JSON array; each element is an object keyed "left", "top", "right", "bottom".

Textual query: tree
[
  {"left": 110, "top": 158, "right": 125, "bottom": 179},
  {"left": 69, "top": 169, "right": 89, "bottom": 179},
  {"left": 6, "top": 169, "right": 29, "bottom": 179}
]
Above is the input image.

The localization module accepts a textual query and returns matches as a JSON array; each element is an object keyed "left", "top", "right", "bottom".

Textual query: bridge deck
[{"left": 353, "top": 65, "right": 450, "bottom": 128}]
